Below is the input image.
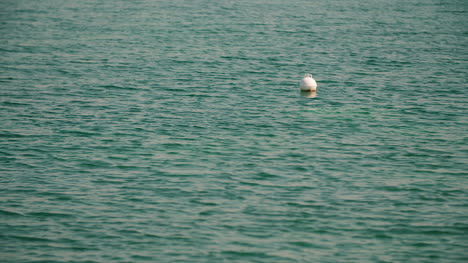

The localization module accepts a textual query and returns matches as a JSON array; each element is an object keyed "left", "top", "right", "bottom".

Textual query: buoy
[{"left": 300, "top": 74, "right": 317, "bottom": 91}]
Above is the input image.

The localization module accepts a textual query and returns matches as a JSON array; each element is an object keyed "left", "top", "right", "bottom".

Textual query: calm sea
[{"left": 1, "top": 0, "right": 467, "bottom": 262}]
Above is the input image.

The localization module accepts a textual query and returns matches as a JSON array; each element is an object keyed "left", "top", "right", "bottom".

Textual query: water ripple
[{"left": 1, "top": 0, "right": 467, "bottom": 262}]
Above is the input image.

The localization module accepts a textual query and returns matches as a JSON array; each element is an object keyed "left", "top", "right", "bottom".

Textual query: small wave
[
  {"left": 99, "top": 84, "right": 140, "bottom": 91},
  {"left": 0, "top": 131, "right": 27, "bottom": 138},
  {"left": 0, "top": 209, "right": 26, "bottom": 217},
  {"left": 5, "top": 235, "right": 51, "bottom": 242},
  {"left": 27, "top": 211, "right": 76, "bottom": 218}
]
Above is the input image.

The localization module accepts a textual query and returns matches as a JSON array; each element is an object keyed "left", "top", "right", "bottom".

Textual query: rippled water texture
[{"left": 1, "top": 0, "right": 467, "bottom": 262}]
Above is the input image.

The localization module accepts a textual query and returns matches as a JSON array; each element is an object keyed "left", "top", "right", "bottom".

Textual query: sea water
[{"left": 1, "top": 0, "right": 467, "bottom": 262}]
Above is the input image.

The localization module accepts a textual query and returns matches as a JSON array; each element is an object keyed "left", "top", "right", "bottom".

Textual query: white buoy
[{"left": 300, "top": 74, "right": 317, "bottom": 91}]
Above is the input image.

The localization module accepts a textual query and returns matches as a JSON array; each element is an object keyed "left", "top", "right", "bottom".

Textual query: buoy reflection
[{"left": 300, "top": 90, "right": 317, "bottom": 98}]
